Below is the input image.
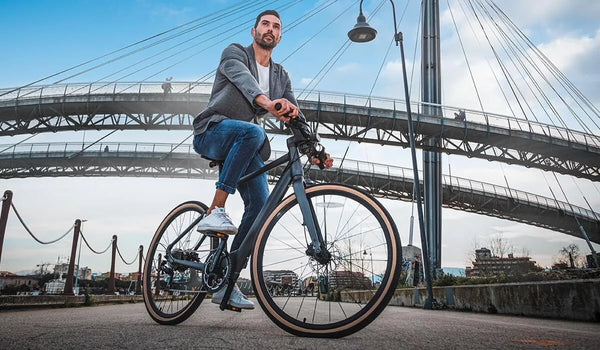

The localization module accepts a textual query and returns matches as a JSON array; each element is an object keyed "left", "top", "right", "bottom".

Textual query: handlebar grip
[{"left": 274, "top": 102, "right": 282, "bottom": 111}]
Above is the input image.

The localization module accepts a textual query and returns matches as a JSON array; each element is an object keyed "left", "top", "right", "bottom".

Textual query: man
[{"left": 192, "top": 10, "right": 333, "bottom": 309}]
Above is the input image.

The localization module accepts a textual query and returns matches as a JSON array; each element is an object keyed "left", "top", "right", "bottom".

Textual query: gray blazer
[{"left": 192, "top": 43, "right": 304, "bottom": 160}]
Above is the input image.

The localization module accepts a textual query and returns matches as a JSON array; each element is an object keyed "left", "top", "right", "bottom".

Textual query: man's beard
[{"left": 254, "top": 33, "right": 277, "bottom": 50}]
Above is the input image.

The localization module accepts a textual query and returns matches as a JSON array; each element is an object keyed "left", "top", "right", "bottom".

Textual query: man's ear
[{"left": 251, "top": 27, "right": 256, "bottom": 37}]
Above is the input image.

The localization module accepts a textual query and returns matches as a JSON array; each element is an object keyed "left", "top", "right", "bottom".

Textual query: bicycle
[{"left": 142, "top": 106, "right": 402, "bottom": 338}]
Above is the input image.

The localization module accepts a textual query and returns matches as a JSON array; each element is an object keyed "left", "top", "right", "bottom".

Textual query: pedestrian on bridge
[{"left": 161, "top": 77, "right": 172, "bottom": 94}]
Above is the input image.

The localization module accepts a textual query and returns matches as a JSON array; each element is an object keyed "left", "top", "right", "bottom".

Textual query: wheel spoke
[{"left": 253, "top": 186, "right": 400, "bottom": 336}]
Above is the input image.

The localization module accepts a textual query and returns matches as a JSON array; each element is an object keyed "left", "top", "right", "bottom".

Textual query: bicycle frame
[{"left": 164, "top": 134, "right": 326, "bottom": 307}]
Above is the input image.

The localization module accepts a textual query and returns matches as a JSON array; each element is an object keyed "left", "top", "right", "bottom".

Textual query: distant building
[
  {"left": 76, "top": 267, "right": 92, "bottom": 281},
  {"left": 44, "top": 279, "right": 66, "bottom": 295},
  {"left": 263, "top": 270, "right": 298, "bottom": 286},
  {"left": 466, "top": 248, "right": 538, "bottom": 277},
  {"left": 0, "top": 273, "right": 40, "bottom": 293},
  {"left": 53, "top": 263, "right": 70, "bottom": 279},
  {"left": 328, "top": 270, "right": 370, "bottom": 290}
]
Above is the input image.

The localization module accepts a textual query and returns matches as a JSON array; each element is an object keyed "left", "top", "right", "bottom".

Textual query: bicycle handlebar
[{"left": 274, "top": 103, "right": 327, "bottom": 169}]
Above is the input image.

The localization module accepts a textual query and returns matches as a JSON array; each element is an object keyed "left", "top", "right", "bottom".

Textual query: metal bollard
[
  {"left": 63, "top": 219, "right": 81, "bottom": 295},
  {"left": 108, "top": 235, "right": 117, "bottom": 294},
  {"left": 0, "top": 190, "right": 13, "bottom": 265},
  {"left": 136, "top": 245, "right": 143, "bottom": 295}
]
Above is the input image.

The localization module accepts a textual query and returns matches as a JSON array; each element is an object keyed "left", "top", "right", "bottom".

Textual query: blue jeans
[{"left": 193, "top": 119, "right": 269, "bottom": 251}]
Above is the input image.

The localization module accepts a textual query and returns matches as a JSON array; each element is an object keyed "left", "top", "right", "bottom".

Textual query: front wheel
[
  {"left": 251, "top": 184, "right": 402, "bottom": 338},
  {"left": 143, "top": 201, "right": 209, "bottom": 325}
]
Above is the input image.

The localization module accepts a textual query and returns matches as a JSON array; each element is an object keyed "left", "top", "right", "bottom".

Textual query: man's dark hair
[{"left": 254, "top": 10, "right": 280, "bottom": 28}]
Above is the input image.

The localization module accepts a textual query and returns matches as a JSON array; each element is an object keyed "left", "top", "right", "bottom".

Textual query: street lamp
[
  {"left": 74, "top": 219, "right": 88, "bottom": 294},
  {"left": 348, "top": 0, "right": 435, "bottom": 309}
]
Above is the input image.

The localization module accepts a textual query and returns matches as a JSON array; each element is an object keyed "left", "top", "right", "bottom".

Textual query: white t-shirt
[{"left": 256, "top": 60, "right": 270, "bottom": 98}]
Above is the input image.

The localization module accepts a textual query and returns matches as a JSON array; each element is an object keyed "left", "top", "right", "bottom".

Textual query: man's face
[{"left": 252, "top": 14, "right": 281, "bottom": 50}]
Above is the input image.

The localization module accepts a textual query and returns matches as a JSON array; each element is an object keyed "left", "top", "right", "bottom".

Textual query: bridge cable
[
  {"left": 0, "top": 0, "right": 250, "bottom": 98},
  {"left": 4, "top": 0, "right": 255, "bottom": 100},
  {"left": 0, "top": 133, "right": 39, "bottom": 154},
  {"left": 67, "top": 129, "right": 120, "bottom": 159},
  {"left": 447, "top": 0, "right": 485, "bottom": 114},
  {"left": 159, "top": 134, "right": 194, "bottom": 160},
  {"left": 409, "top": 0, "right": 423, "bottom": 133},
  {"left": 550, "top": 172, "right": 599, "bottom": 257},
  {"left": 160, "top": 0, "right": 326, "bottom": 149},
  {"left": 365, "top": 0, "right": 411, "bottom": 103},
  {"left": 465, "top": 0, "right": 531, "bottom": 123},
  {"left": 487, "top": 0, "right": 600, "bottom": 128},
  {"left": 474, "top": 0, "right": 556, "bottom": 128},
  {"left": 569, "top": 177, "right": 600, "bottom": 223},
  {"left": 472, "top": 0, "right": 568, "bottom": 133},
  {"left": 487, "top": 0, "right": 599, "bottom": 135},
  {"left": 116, "top": 245, "right": 138, "bottom": 265},
  {"left": 63, "top": 0, "right": 278, "bottom": 97},
  {"left": 115, "top": 0, "right": 303, "bottom": 94},
  {"left": 9, "top": 202, "right": 74, "bottom": 244},
  {"left": 298, "top": 0, "right": 387, "bottom": 100},
  {"left": 481, "top": 0, "right": 568, "bottom": 131},
  {"left": 101, "top": 0, "right": 285, "bottom": 94},
  {"left": 183, "top": 0, "right": 343, "bottom": 92},
  {"left": 80, "top": 231, "right": 114, "bottom": 255},
  {"left": 474, "top": 0, "right": 597, "bottom": 135},
  {"left": 456, "top": 0, "right": 517, "bottom": 119},
  {"left": 472, "top": 0, "right": 548, "bottom": 126},
  {"left": 297, "top": 0, "right": 386, "bottom": 150}
]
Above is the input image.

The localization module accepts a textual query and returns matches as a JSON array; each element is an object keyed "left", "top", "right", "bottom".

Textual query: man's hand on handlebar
[
  {"left": 269, "top": 98, "right": 298, "bottom": 123},
  {"left": 311, "top": 152, "right": 333, "bottom": 169}
]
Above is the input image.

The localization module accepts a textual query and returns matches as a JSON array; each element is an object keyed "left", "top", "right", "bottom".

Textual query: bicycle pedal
[{"left": 220, "top": 304, "right": 242, "bottom": 313}]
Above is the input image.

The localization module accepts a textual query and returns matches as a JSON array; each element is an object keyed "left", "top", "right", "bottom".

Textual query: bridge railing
[
  {"left": 299, "top": 90, "right": 600, "bottom": 148},
  {"left": 2, "top": 142, "right": 593, "bottom": 221},
  {"left": 1, "top": 82, "right": 598, "bottom": 149}
]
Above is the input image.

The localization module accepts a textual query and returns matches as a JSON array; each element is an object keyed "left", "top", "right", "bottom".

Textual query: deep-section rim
[
  {"left": 143, "top": 201, "right": 208, "bottom": 325},
  {"left": 251, "top": 184, "right": 401, "bottom": 337}
]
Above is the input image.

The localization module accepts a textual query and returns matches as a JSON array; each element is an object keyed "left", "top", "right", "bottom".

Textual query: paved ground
[{"left": 0, "top": 299, "right": 598, "bottom": 349}]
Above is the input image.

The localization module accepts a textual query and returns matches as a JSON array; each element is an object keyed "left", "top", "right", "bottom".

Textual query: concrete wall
[
  {"left": 343, "top": 279, "right": 600, "bottom": 322},
  {"left": 0, "top": 295, "right": 143, "bottom": 310}
]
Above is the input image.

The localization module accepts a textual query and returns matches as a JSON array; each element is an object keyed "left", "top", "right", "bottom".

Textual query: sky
[{"left": 0, "top": 0, "right": 599, "bottom": 276}]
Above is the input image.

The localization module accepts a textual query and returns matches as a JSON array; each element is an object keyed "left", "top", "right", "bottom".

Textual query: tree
[
  {"left": 558, "top": 244, "right": 582, "bottom": 268},
  {"left": 489, "top": 232, "right": 514, "bottom": 259}
]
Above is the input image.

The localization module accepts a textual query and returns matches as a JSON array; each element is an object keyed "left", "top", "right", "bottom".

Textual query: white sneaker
[
  {"left": 196, "top": 207, "right": 238, "bottom": 234},
  {"left": 211, "top": 284, "right": 255, "bottom": 309}
]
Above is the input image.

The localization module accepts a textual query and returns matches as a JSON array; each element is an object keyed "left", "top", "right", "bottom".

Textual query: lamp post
[
  {"left": 348, "top": 0, "right": 435, "bottom": 309},
  {"left": 74, "top": 219, "right": 87, "bottom": 294}
]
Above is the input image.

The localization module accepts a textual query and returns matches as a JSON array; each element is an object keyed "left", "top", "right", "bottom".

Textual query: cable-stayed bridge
[
  {"left": 1, "top": 82, "right": 599, "bottom": 181},
  {"left": 1, "top": 142, "right": 598, "bottom": 243},
  {"left": 2, "top": 0, "right": 599, "bottom": 280}
]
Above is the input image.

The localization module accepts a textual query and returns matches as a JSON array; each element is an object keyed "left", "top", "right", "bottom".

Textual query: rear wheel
[
  {"left": 251, "top": 184, "right": 401, "bottom": 338},
  {"left": 143, "top": 201, "right": 210, "bottom": 325}
]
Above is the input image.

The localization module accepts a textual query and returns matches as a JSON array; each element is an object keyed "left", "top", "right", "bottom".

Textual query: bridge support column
[
  {"left": 423, "top": 145, "right": 442, "bottom": 277},
  {"left": 63, "top": 219, "right": 81, "bottom": 296},
  {"left": 422, "top": 0, "right": 443, "bottom": 278},
  {"left": 108, "top": 235, "right": 117, "bottom": 294}
]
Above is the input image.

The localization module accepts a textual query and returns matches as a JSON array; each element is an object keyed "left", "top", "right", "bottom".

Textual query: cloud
[
  {"left": 300, "top": 78, "right": 314, "bottom": 86},
  {"left": 336, "top": 62, "right": 361, "bottom": 74}
]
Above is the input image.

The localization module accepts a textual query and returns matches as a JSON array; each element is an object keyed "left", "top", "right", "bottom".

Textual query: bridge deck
[
  {"left": 0, "top": 82, "right": 599, "bottom": 181},
  {"left": 1, "top": 142, "right": 598, "bottom": 242}
]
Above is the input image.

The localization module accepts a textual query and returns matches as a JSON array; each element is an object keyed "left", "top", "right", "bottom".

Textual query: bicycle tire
[
  {"left": 251, "top": 184, "right": 401, "bottom": 338},
  {"left": 143, "top": 201, "right": 209, "bottom": 325}
]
